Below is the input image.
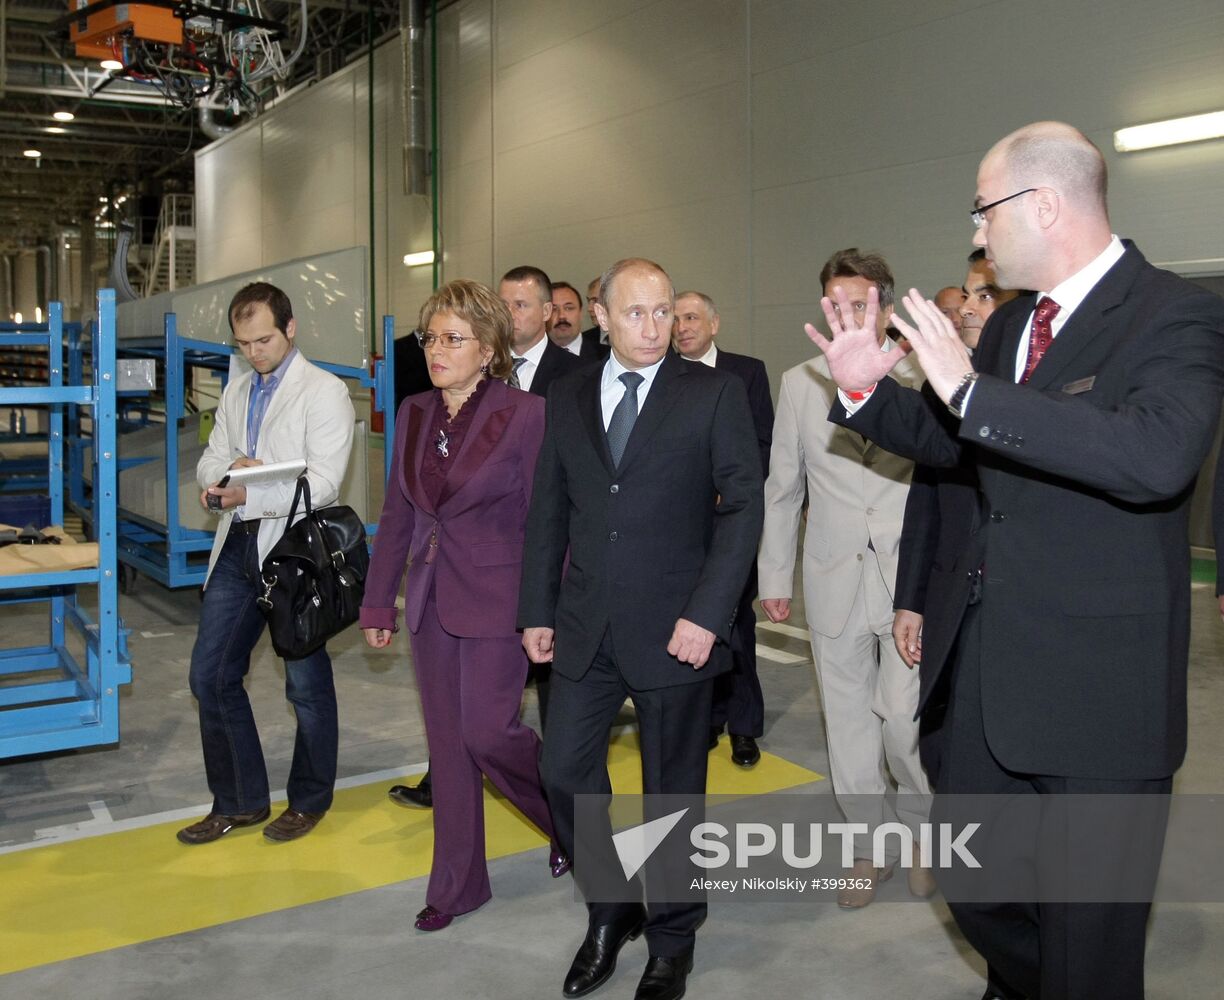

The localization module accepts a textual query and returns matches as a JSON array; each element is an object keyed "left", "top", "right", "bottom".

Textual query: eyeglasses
[
  {"left": 969, "top": 188, "right": 1037, "bottom": 229},
  {"left": 415, "top": 330, "right": 479, "bottom": 349}
]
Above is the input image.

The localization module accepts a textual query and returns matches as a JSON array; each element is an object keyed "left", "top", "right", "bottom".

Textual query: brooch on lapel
[{"left": 435, "top": 428, "right": 449, "bottom": 458}]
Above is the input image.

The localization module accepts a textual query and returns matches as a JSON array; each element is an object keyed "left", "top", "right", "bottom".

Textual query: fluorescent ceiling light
[
  {"left": 45, "top": 126, "right": 68, "bottom": 134},
  {"left": 402, "top": 250, "right": 436, "bottom": 267},
  {"left": 23, "top": 149, "right": 41, "bottom": 158},
  {"left": 100, "top": 59, "right": 123, "bottom": 71},
  {"left": 1114, "top": 110, "right": 1224, "bottom": 152},
  {"left": 13, "top": 312, "right": 23, "bottom": 324},
  {"left": 52, "top": 110, "right": 75, "bottom": 122},
  {"left": 35, "top": 307, "right": 44, "bottom": 324}
]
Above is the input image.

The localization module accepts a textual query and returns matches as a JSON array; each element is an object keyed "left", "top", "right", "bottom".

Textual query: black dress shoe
[
  {"left": 729, "top": 734, "right": 760, "bottom": 768},
  {"left": 634, "top": 953, "right": 693, "bottom": 1000},
  {"left": 563, "top": 908, "right": 646, "bottom": 998},
  {"left": 708, "top": 727, "right": 721, "bottom": 751},
  {"left": 388, "top": 772, "right": 432, "bottom": 808}
]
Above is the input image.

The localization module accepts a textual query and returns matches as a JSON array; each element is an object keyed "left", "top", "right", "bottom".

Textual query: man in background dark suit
[
  {"left": 812, "top": 121, "right": 1224, "bottom": 1000},
  {"left": 553, "top": 280, "right": 611, "bottom": 362},
  {"left": 500, "top": 265, "right": 583, "bottom": 729},
  {"left": 392, "top": 330, "right": 433, "bottom": 412},
  {"left": 892, "top": 251, "right": 1023, "bottom": 706},
  {"left": 582, "top": 274, "right": 608, "bottom": 349},
  {"left": 500, "top": 265, "right": 584, "bottom": 400},
  {"left": 673, "top": 289, "right": 772, "bottom": 768},
  {"left": 520, "top": 258, "right": 763, "bottom": 1000}
]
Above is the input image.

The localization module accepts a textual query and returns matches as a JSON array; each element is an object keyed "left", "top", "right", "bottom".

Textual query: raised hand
[
  {"left": 889, "top": 288, "right": 975, "bottom": 402},
  {"left": 805, "top": 284, "right": 906, "bottom": 392}
]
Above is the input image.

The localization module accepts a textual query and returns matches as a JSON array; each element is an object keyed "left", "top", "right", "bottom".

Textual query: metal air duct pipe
[
  {"left": 199, "top": 105, "right": 237, "bottom": 142},
  {"left": 401, "top": 0, "right": 428, "bottom": 196}
]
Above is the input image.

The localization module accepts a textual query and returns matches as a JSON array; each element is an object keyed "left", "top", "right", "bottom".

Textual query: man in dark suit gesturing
[
  {"left": 519, "top": 258, "right": 763, "bottom": 1000},
  {"left": 811, "top": 121, "right": 1224, "bottom": 1000},
  {"left": 673, "top": 290, "right": 773, "bottom": 767}
]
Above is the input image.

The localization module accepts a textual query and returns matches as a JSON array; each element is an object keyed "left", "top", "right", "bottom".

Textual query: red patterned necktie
[{"left": 1020, "top": 296, "right": 1061, "bottom": 383}]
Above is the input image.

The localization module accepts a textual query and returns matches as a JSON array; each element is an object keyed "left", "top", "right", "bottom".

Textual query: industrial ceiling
[{"left": 0, "top": 1, "right": 404, "bottom": 253}]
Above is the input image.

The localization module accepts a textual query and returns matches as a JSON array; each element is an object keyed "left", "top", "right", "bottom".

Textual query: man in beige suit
[{"left": 758, "top": 248, "right": 933, "bottom": 907}]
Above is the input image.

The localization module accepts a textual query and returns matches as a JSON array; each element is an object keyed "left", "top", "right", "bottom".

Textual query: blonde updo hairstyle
[{"left": 417, "top": 279, "right": 515, "bottom": 381}]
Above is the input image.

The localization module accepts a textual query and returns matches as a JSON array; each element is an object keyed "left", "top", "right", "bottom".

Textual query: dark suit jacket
[
  {"left": 360, "top": 379, "right": 545, "bottom": 639},
  {"left": 529, "top": 339, "right": 585, "bottom": 398},
  {"left": 580, "top": 327, "right": 611, "bottom": 362},
  {"left": 713, "top": 349, "right": 773, "bottom": 476},
  {"left": 392, "top": 334, "right": 433, "bottom": 411},
  {"left": 518, "top": 352, "right": 764, "bottom": 690},
  {"left": 836, "top": 243, "right": 1224, "bottom": 780},
  {"left": 1214, "top": 446, "right": 1224, "bottom": 597},
  {"left": 892, "top": 382, "right": 981, "bottom": 615}
]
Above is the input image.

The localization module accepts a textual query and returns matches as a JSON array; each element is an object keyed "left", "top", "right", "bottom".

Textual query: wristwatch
[{"left": 947, "top": 371, "right": 980, "bottom": 419}]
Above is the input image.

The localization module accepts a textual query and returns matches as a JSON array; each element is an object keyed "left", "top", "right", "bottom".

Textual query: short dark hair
[
  {"left": 228, "top": 281, "right": 293, "bottom": 335},
  {"left": 966, "top": 249, "right": 1036, "bottom": 297},
  {"left": 819, "top": 248, "right": 894, "bottom": 309},
  {"left": 500, "top": 265, "right": 552, "bottom": 302},
  {"left": 551, "top": 280, "right": 582, "bottom": 303}
]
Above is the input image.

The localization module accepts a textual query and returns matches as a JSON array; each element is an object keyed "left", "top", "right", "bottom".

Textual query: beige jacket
[{"left": 757, "top": 348, "right": 923, "bottom": 638}]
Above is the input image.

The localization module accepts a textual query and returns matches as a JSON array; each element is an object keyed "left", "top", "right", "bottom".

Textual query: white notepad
[{"left": 223, "top": 459, "right": 307, "bottom": 486}]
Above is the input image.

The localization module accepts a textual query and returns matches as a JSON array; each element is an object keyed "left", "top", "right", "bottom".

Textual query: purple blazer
[{"left": 359, "top": 378, "right": 545, "bottom": 638}]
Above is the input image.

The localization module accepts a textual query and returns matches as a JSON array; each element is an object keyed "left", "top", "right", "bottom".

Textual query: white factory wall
[{"left": 195, "top": 0, "right": 1224, "bottom": 382}]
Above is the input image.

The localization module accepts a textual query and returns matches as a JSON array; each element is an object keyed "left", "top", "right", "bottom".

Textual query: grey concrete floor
[{"left": 2, "top": 572, "right": 1223, "bottom": 999}]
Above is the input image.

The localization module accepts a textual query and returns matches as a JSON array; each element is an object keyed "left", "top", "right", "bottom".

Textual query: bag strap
[{"left": 285, "top": 474, "right": 313, "bottom": 524}]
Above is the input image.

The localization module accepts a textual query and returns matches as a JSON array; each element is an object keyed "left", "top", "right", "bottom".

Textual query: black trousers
[
  {"left": 541, "top": 628, "right": 713, "bottom": 959},
  {"left": 931, "top": 606, "right": 1171, "bottom": 1000},
  {"left": 710, "top": 569, "right": 764, "bottom": 738}
]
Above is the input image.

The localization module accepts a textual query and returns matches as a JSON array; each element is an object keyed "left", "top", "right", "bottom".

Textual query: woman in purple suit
[{"left": 360, "top": 279, "right": 566, "bottom": 932}]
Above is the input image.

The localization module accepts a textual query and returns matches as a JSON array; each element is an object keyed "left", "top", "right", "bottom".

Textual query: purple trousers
[{"left": 410, "top": 594, "right": 556, "bottom": 914}]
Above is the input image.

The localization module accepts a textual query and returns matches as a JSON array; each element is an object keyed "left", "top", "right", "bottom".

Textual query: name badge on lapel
[{"left": 1061, "top": 376, "right": 1096, "bottom": 395}]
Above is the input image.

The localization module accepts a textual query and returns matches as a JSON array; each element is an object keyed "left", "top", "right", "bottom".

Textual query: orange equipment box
[{"left": 69, "top": 2, "right": 184, "bottom": 60}]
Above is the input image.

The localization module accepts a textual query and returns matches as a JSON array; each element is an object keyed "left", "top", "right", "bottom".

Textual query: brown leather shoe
[
  {"left": 176, "top": 805, "right": 271, "bottom": 845},
  {"left": 263, "top": 807, "right": 325, "bottom": 842}
]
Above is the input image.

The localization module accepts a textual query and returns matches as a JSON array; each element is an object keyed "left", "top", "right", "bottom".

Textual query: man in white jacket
[{"left": 177, "top": 282, "right": 355, "bottom": 846}]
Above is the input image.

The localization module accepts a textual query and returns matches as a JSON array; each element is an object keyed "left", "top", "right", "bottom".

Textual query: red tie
[{"left": 1020, "top": 296, "right": 1061, "bottom": 383}]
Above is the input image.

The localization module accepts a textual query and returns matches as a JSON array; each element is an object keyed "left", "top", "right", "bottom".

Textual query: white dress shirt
[
  {"left": 511, "top": 334, "right": 549, "bottom": 393},
  {"left": 561, "top": 336, "right": 583, "bottom": 357},
  {"left": 1008, "top": 235, "right": 1125, "bottom": 382},
  {"left": 600, "top": 352, "right": 666, "bottom": 430},
  {"left": 686, "top": 343, "right": 719, "bottom": 368}
]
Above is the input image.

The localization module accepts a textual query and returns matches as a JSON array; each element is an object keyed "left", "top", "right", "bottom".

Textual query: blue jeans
[{"left": 188, "top": 525, "right": 338, "bottom": 815}]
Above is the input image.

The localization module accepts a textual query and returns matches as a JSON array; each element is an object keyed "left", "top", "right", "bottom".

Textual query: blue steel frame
[
  {"left": 0, "top": 320, "right": 83, "bottom": 494},
  {"left": 0, "top": 292, "right": 132, "bottom": 759},
  {"left": 73, "top": 313, "right": 397, "bottom": 589}
]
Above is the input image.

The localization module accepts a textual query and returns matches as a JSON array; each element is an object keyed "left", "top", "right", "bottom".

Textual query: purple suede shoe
[{"left": 414, "top": 904, "right": 454, "bottom": 932}]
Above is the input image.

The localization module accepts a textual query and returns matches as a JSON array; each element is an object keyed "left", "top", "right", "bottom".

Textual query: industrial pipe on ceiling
[
  {"left": 198, "top": 105, "right": 237, "bottom": 142},
  {"left": 401, "top": 0, "right": 428, "bottom": 197}
]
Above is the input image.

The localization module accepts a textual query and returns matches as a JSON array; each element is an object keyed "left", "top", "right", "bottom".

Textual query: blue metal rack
[
  {"left": 69, "top": 312, "right": 397, "bottom": 589},
  {"left": 0, "top": 319, "right": 84, "bottom": 495},
  {"left": 0, "top": 292, "right": 132, "bottom": 759}
]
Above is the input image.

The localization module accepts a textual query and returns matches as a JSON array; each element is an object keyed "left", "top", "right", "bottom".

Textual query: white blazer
[
  {"left": 757, "top": 349, "right": 923, "bottom": 639},
  {"left": 197, "top": 351, "right": 356, "bottom": 587}
]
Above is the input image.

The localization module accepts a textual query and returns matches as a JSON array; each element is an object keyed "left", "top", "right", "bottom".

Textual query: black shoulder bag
[{"left": 256, "top": 476, "right": 369, "bottom": 659}]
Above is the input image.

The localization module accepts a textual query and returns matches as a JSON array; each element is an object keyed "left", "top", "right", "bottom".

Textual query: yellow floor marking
[{"left": 0, "top": 732, "right": 821, "bottom": 976}]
